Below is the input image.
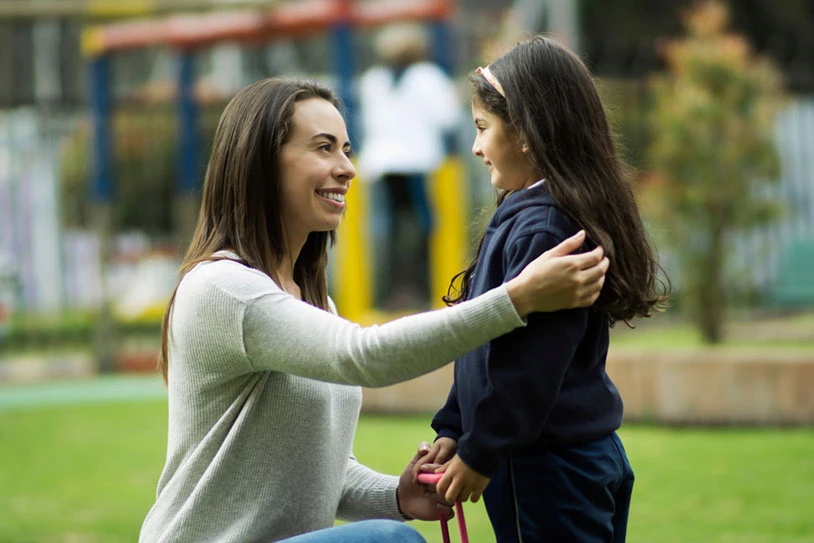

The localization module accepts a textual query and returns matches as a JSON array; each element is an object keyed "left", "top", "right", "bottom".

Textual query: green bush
[{"left": 644, "top": 1, "right": 784, "bottom": 343}]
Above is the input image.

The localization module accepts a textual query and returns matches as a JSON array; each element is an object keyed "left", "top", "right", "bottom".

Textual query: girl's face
[
  {"left": 279, "top": 98, "right": 355, "bottom": 245},
  {"left": 471, "top": 101, "right": 539, "bottom": 191}
]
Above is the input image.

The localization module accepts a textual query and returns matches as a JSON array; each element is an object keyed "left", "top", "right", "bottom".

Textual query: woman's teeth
[{"left": 319, "top": 191, "right": 345, "bottom": 203}]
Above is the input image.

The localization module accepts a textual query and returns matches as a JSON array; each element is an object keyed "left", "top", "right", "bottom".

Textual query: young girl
[{"left": 419, "top": 36, "right": 667, "bottom": 542}]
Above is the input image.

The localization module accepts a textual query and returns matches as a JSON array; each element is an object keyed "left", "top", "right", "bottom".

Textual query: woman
[{"left": 139, "top": 77, "right": 609, "bottom": 543}]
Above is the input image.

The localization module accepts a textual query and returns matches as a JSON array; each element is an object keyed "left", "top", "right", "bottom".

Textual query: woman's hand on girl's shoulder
[{"left": 506, "top": 230, "right": 609, "bottom": 316}]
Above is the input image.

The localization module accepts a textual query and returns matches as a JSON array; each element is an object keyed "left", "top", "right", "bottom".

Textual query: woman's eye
[{"left": 318, "top": 143, "right": 331, "bottom": 152}]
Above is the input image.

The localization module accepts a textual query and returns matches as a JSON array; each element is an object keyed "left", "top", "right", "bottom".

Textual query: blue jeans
[
  {"left": 278, "top": 520, "right": 426, "bottom": 543},
  {"left": 483, "top": 432, "right": 634, "bottom": 542}
]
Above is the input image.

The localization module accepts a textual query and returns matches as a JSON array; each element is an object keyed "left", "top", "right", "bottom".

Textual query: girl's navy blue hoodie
[{"left": 432, "top": 182, "right": 623, "bottom": 477}]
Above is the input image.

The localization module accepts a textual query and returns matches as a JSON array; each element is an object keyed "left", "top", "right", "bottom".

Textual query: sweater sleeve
[
  {"left": 456, "top": 231, "right": 589, "bottom": 477},
  {"left": 337, "top": 455, "right": 402, "bottom": 522},
  {"left": 241, "top": 283, "right": 524, "bottom": 388}
]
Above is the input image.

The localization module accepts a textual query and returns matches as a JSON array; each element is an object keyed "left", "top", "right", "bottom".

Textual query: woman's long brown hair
[
  {"left": 157, "top": 78, "right": 340, "bottom": 383},
  {"left": 447, "top": 37, "right": 669, "bottom": 324}
]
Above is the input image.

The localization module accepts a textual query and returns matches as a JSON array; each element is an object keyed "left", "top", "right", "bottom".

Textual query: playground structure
[{"left": 81, "top": 0, "right": 469, "bottom": 324}]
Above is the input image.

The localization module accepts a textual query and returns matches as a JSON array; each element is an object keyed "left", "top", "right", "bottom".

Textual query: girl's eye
[
  {"left": 343, "top": 149, "right": 353, "bottom": 158},
  {"left": 318, "top": 143, "right": 331, "bottom": 152}
]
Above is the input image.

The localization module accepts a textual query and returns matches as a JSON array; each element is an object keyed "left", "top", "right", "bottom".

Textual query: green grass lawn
[
  {"left": 356, "top": 416, "right": 814, "bottom": 543},
  {"left": 609, "top": 311, "right": 814, "bottom": 350},
  {"left": 0, "top": 391, "right": 812, "bottom": 543}
]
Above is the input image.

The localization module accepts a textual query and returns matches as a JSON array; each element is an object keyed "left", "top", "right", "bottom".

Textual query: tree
[{"left": 645, "top": 0, "right": 783, "bottom": 343}]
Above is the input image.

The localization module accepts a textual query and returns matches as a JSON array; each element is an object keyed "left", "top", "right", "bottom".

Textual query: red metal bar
[
  {"left": 352, "top": 0, "right": 453, "bottom": 28},
  {"left": 265, "top": 0, "right": 341, "bottom": 39},
  {"left": 83, "top": 0, "right": 454, "bottom": 56},
  {"left": 168, "top": 10, "right": 270, "bottom": 49}
]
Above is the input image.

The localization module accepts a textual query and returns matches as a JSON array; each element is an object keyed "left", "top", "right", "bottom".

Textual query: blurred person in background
[
  {"left": 139, "top": 76, "right": 610, "bottom": 542},
  {"left": 416, "top": 36, "right": 668, "bottom": 543},
  {"left": 358, "top": 23, "right": 461, "bottom": 310}
]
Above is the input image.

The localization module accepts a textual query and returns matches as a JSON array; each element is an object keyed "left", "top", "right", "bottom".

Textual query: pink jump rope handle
[
  {"left": 417, "top": 473, "right": 469, "bottom": 543},
  {"left": 417, "top": 472, "right": 444, "bottom": 485}
]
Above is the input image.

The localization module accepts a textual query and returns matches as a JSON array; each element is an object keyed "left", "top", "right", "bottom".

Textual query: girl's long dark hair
[
  {"left": 446, "top": 36, "right": 668, "bottom": 324},
  {"left": 157, "top": 78, "right": 339, "bottom": 383}
]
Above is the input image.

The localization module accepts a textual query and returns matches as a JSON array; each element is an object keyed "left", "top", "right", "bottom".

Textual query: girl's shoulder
[
  {"left": 514, "top": 208, "right": 577, "bottom": 241},
  {"left": 498, "top": 187, "right": 574, "bottom": 237}
]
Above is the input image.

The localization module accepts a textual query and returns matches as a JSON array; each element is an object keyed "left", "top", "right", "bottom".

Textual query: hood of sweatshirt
[{"left": 491, "top": 181, "right": 555, "bottom": 225}]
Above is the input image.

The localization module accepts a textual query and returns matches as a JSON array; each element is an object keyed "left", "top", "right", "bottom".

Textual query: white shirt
[{"left": 357, "top": 61, "right": 460, "bottom": 182}]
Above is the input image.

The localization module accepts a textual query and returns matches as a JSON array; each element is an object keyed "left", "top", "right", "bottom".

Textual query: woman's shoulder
[{"left": 178, "top": 257, "right": 280, "bottom": 302}]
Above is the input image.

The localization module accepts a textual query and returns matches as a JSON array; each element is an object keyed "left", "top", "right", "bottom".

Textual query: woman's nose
[{"left": 336, "top": 154, "right": 356, "bottom": 181}]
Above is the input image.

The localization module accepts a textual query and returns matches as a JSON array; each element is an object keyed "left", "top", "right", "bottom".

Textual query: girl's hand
[
  {"left": 436, "top": 454, "right": 491, "bottom": 504},
  {"left": 397, "top": 443, "right": 453, "bottom": 520},
  {"left": 412, "top": 437, "right": 457, "bottom": 482},
  {"left": 506, "top": 230, "right": 609, "bottom": 317}
]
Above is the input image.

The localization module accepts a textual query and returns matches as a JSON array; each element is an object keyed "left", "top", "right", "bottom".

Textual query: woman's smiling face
[
  {"left": 471, "top": 101, "right": 539, "bottom": 191},
  {"left": 279, "top": 98, "right": 356, "bottom": 245}
]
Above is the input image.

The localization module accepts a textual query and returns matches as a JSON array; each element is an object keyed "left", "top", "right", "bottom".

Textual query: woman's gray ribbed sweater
[{"left": 139, "top": 258, "right": 524, "bottom": 542}]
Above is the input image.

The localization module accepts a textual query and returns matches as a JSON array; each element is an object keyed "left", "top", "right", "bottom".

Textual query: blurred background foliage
[
  {"left": 59, "top": 102, "right": 227, "bottom": 237},
  {"left": 0, "top": 0, "right": 812, "bottom": 348},
  {"left": 644, "top": 1, "right": 784, "bottom": 342}
]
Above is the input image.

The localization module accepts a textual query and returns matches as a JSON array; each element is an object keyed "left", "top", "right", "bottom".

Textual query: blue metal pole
[
  {"left": 430, "top": 20, "right": 454, "bottom": 76},
  {"left": 430, "top": 20, "right": 457, "bottom": 154},
  {"left": 177, "top": 51, "right": 199, "bottom": 195},
  {"left": 330, "top": 2, "right": 357, "bottom": 146},
  {"left": 88, "top": 54, "right": 116, "bottom": 373},
  {"left": 90, "top": 55, "right": 113, "bottom": 202}
]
